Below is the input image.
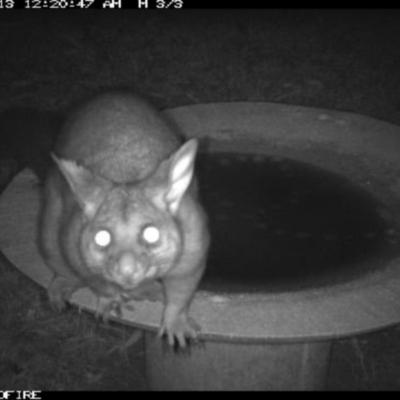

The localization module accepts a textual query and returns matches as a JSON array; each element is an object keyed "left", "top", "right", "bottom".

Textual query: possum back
[{"left": 55, "top": 93, "right": 181, "bottom": 183}]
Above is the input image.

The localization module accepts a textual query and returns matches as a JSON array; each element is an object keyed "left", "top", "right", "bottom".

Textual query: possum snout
[{"left": 110, "top": 252, "right": 145, "bottom": 286}]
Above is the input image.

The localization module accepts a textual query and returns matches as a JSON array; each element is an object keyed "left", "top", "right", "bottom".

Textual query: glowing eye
[
  {"left": 142, "top": 226, "right": 160, "bottom": 244},
  {"left": 94, "top": 230, "right": 112, "bottom": 247}
]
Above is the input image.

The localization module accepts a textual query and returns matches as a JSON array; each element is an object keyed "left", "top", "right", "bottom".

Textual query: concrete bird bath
[{"left": 1, "top": 102, "right": 400, "bottom": 390}]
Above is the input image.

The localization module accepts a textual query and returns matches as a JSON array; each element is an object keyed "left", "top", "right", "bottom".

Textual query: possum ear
[
  {"left": 52, "top": 154, "right": 111, "bottom": 217},
  {"left": 163, "top": 139, "right": 198, "bottom": 214}
]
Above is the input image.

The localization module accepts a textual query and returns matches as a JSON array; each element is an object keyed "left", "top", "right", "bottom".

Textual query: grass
[
  {"left": 0, "top": 250, "right": 146, "bottom": 390},
  {"left": 1, "top": 9, "right": 400, "bottom": 390}
]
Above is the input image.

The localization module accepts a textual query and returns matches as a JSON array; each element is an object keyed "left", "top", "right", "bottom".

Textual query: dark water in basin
[{"left": 196, "top": 152, "right": 400, "bottom": 294}]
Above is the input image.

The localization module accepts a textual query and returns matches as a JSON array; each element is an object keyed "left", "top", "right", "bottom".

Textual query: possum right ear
[
  {"left": 164, "top": 139, "right": 198, "bottom": 214},
  {"left": 52, "top": 154, "right": 111, "bottom": 217}
]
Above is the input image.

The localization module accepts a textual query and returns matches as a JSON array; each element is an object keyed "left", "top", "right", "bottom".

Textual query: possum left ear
[{"left": 52, "top": 154, "right": 111, "bottom": 217}]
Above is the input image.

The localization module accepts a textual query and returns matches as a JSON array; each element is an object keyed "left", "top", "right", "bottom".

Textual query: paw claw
[{"left": 158, "top": 315, "right": 200, "bottom": 348}]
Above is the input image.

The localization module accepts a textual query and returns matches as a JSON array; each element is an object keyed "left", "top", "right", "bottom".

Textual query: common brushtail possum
[{"left": 38, "top": 92, "right": 209, "bottom": 347}]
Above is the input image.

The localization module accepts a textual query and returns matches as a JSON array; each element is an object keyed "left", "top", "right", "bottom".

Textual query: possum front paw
[
  {"left": 95, "top": 296, "right": 125, "bottom": 322},
  {"left": 158, "top": 313, "right": 200, "bottom": 348},
  {"left": 47, "top": 275, "right": 81, "bottom": 310}
]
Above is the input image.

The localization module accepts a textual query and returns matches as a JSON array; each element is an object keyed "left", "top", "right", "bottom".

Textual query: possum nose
[{"left": 119, "top": 253, "right": 140, "bottom": 276}]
